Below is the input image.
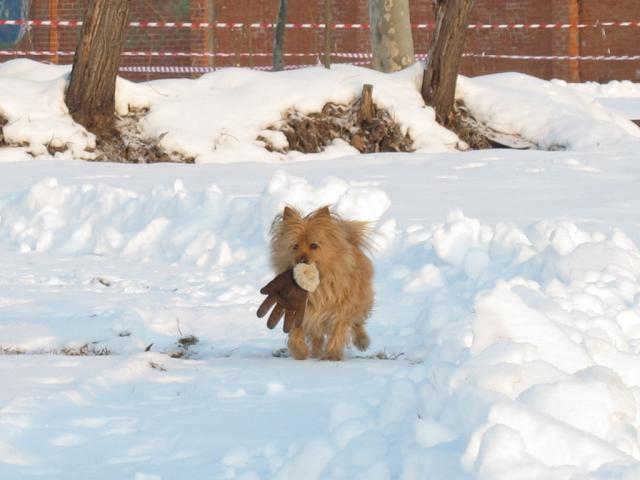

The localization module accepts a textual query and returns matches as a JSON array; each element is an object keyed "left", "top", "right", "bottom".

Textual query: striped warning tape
[
  {"left": 1, "top": 50, "right": 638, "bottom": 62},
  {"left": 462, "top": 53, "right": 640, "bottom": 61},
  {"left": 119, "top": 61, "right": 372, "bottom": 73},
  {"left": 1, "top": 18, "right": 640, "bottom": 30}
]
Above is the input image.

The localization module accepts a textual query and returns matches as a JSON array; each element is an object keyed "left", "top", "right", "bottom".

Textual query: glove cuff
[{"left": 293, "top": 263, "right": 320, "bottom": 292}]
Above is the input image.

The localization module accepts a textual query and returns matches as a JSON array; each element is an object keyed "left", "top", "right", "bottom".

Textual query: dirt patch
[
  {"left": 1, "top": 343, "right": 112, "bottom": 356},
  {"left": 451, "top": 100, "right": 492, "bottom": 150},
  {"left": 452, "top": 100, "right": 535, "bottom": 150},
  {"left": 91, "top": 111, "right": 194, "bottom": 164},
  {"left": 168, "top": 334, "right": 200, "bottom": 359},
  {"left": 260, "top": 84, "right": 413, "bottom": 155}
]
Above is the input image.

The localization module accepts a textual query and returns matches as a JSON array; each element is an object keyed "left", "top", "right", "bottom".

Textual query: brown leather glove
[{"left": 257, "top": 269, "right": 307, "bottom": 333}]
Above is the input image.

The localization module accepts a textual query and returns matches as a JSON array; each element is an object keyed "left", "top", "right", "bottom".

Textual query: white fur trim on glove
[{"left": 293, "top": 262, "right": 320, "bottom": 292}]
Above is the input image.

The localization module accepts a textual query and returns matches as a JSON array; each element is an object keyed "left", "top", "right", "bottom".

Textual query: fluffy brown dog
[{"left": 270, "top": 205, "right": 374, "bottom": 360}]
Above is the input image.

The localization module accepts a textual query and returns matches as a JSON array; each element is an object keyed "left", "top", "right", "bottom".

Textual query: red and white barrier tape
[
  {"left": 1, "top": 18, "right": 640, "bottom": 30},
  {"left": 462, "top": 53, "right": 640, "bottom": 61},
  {"left": 119, "top": 61, "right": 372, "bottom": 73},
  {"left": 119, "top": 64, "right": 316, "bottom": 73},
  {"left": 0, "top": 49, "right": 323, "bottom": 58},
  {"left": 2, "top": 49, "right": 638, "bottom": 62}
]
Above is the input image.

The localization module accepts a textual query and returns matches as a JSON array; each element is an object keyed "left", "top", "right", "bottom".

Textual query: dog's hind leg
[
  {"left": 352, "top": 323, "right": 370, "bottom": 352},
  {"left": 287, "top": 326, "right": 309, "bottom": 360}
]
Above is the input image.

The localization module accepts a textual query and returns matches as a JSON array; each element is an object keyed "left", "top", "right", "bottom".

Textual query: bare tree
[
  {"left": 65, "top": 0, "right": 130, "bottom": 133},
  {"left": 206, "top": 0, "right": 216, "bottom": 70},
  {"left": 273, "top": 0, "right": 287, "bottom": 71},
  {"left": 369, "top": 0, "right": 415, "bottom": 73},
  {"left": 421, "top": 0, "right": 474, "bottom": 127},
  {"left": 323, "top": 0, "right": 332, "bottom": 69}
]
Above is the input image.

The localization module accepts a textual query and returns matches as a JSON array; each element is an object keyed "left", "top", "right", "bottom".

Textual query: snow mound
[
  {"left": 458, "top": 72, "right": 640, "bottom": 151},
  {"left": 1, "top": 163, "right": 640, "bottom": 477},
  {"left": 261, "top": 211, "right": 640, "bottom": 479},
  {"left": 139, "top": 63, "right": 458, "bottom": 162},
  {"left": 0, "top": 171, "right": 392, "bottom": 266},
  {"left": 0, "top": 61, "right": 94, "bottom": 159},
  {"left": 0, "top": 59, "right": 459, "bottom": 162},
  {"left": 2, "top": 59, "right": 640, "bottom": 161},
  {"left": 0, "top": 171, "right": 393, "bottom": 356},
  {"left": 0, "top": 59, "right": 157, "bottom": 159},
  {"left": 559, "top": 79, "right": 640, "bottom": 98}
]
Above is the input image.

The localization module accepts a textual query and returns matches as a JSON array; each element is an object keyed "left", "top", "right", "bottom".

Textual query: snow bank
[
  {"left": 0, "top": 60, "right": 94, "bottom": 159},
  {"left": 3, "top": 59, "right": 640, "bottom": 163},
  {"left": 557, "top": 79, "right": 640, "bottom": 121},
  {"left": 0, "top": 59, "right": 154, "bottom": 159},
  {"left": 0, "top": 171, "right": 393, "bottom": 355},
  {"left": 277, "top": 211, "right": 640, "bottom": 479},
  {"left": 2, "top": 165, "right": 640, "bottom": 478},
  {"left": 133, "top": 63, "right": 459, "bottom": 162},
  {"left": 458, "top": 72, "right": 640, "bottom": 150},
  {"left": 212, "top": 209, "right": 640, "bottom": 479},
  {"left": 0, "top": 59, "right": 459, "bottom": 162},
  {"left": 560, "top": 79, "right": 640, "bottom": 98},
  {"left": 0, "top": 171, "right": 391, "bottom": 266}
]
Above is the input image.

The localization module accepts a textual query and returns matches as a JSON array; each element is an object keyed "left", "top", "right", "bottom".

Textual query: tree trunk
[
  {"left": 357, "top": 84, "right": 375, "bottom": 124},
  {"left": 273, "top": 0, "right": 287, "bottom": 71},
  {"left": 566, "top": 0, "right": 581, "bottom": 82},
  {"left": 421, "top": 0, "right": 474, "bottom": 127},
  {"left": 369, "top": 0, "right": 415, "bottom": 73},
  {"left": 65, "top": 0, "right": 130, "bottom": 133},
  {"left": 206, "top": 0, "right": 216, "bottom": 69},
  {"left": 323, "top": 0, "right": 332, "bottom": 69},
  {"left": 49, "top": 0, "right": 59, "bottom": 64}
]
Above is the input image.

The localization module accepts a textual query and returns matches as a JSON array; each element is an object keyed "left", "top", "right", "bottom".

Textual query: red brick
[{"left": 6, "top": 0, "right": 639, "bottom": 81}]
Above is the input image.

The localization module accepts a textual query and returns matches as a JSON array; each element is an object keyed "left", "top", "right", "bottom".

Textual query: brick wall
[{"left": 2, "top": 0, "right": 639, "bottom": 82}]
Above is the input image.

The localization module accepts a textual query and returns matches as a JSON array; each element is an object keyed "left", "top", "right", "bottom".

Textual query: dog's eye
[
  {"left": 310, "top": 243, "right": 319, "bottom": 250},
  {"left": 292, "top": 244, "right": 299, "bottom": 250}
]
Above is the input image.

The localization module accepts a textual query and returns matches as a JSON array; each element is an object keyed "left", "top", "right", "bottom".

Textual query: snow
[
  {"left": 0, "top": 61, "right": 94, "bottom": 159},
  {"left": 2, "top": 59, "right": 640, "bottom": 163},
  {"left": 457, "top": 73, "right": 640, "bottom": 150},
  {"left": 559, "top": 79, "right": 640, "bottom": 121},
  {"left": 2, "top": 59, "right": 640, "bottom": 478}
]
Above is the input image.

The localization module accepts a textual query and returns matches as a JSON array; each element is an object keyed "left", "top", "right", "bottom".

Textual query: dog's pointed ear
[
  {"left": 283, "top": 206, "right": 299, "bottom": 219},
  {"left": 315, "top": 206, "right": 331, "bottom": 217}
]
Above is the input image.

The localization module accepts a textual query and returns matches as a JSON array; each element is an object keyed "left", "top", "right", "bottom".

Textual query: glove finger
[
  {"left": 257, "top": 295, "right": 277, "bottom": 318},
  {"left": 267, "top": 304, "right": 285, "bottom": 330},
  {"left": 260, "top": 277, "right": 280, "bottom": 295},
  {"left": 283, "top": 309, "right": 296, "bottom": 333},
  {"left": 295, "top": 299, "right": 307, "bottom": 328}
]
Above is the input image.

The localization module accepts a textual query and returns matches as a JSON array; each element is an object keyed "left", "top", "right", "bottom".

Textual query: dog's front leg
[
  {"left": 323, "top": 318, "right": 350, "bottom": 361},
  {"left": 310, "top": 334, "right": 325, "bottom": 358},
  {"left": 287, "top": 326, "right": 309, "bottom": 360}
]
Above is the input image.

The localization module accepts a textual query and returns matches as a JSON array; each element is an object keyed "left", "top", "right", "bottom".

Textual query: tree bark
[
  {"left": 49, "top": 0, "right": 59, "bottom": 64},
  {"left": 566, "top": 0, "right": 581, "bottom": 82},
  {"left": 65, "top": 0, "right": 130, "bottom": 133},
  {"left": 357, "top": 84, "right": 375, "bottom": 125},
  {"left": 369, "top": 0, "right": 415, "bottom": 73},
  {"left": 273, "top": 0, "right": 287, "bottom": 71},
  {"left": 206, "top": 0, "right": 216, "bottom": 69},
  {"left": 421, "top": 0, "right": 474, "bottom": 127},
  {"left": 323, "top": 0, "right": 332, "bottom": 69}
]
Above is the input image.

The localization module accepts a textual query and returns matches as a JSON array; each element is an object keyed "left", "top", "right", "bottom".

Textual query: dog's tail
[{"left": 341, "top": 218, "right": 374, "bottom": 252}]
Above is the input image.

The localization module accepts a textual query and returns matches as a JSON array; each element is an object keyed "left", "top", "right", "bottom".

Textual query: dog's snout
[{"left": 297, "top": 254, "right": 309, "bottom": 264}]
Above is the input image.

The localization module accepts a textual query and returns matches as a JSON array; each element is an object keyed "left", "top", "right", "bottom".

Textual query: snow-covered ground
[
  {"left": 561, "top": 79, "right": 640, "bottom": 121},
  {"left": 1, "top": 60, "right": 640, "bottom": 479}
]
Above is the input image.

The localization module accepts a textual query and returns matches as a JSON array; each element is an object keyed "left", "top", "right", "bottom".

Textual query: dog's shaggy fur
[{"left": 270, "top": 205, "right": 374, "bottom": 360}]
